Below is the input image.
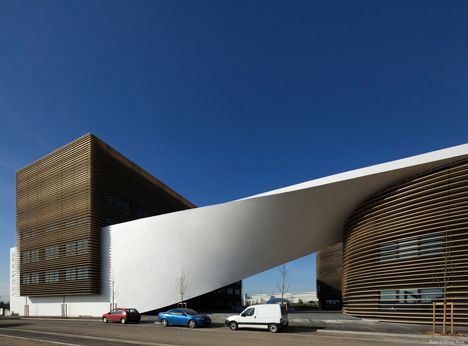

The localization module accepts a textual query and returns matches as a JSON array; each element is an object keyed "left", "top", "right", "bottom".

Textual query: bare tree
[
  {"left": 276, "top": 264, "right": 291, "bottom": 305},
  {"left": 176, "top": 271, "right": 188, "bottom": 305},
  {"left": 111, "top": 269, "right": 118, "bottom": 310}
]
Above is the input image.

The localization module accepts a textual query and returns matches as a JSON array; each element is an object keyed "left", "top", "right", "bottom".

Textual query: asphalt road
[{"left": 0, "top": 318, "right": 458, "bottom": 346}]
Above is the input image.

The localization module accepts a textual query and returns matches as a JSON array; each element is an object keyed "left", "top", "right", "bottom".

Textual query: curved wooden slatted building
[{"left": 343, "top": 159, "right": 468, "bottom": 325}]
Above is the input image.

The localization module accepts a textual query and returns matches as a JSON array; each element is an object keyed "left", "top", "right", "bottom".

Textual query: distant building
[{"left": 246, "top": 292, "right": 318, "bottom": 306}]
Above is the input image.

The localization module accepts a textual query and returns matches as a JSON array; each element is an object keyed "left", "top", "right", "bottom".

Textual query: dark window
[{"left": 243, "top": 308, "right": 255, "bottom": 316}]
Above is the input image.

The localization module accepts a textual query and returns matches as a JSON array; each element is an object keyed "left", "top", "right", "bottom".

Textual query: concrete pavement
[{"left": 1, "top": 317, "right": 467, "bottom": 346}]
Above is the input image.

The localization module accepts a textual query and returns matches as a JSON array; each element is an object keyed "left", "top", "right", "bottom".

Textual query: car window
[
  {"left": 182, "top": 309, "right": 198, "bottom": 315},
  {"left": 110, "top": 310, "right": 115, "bottom": 314},
  {"left": 117, "top": 309, "right": 123, "bottom": 314},
  {"left": 243, "top": 308, "right": 255, "bottom": 316},
  {"left": 169, "top": 309, "right": 183, "bottom": 315},
  {"left": 127, "top": 309, "right": 138, "bottom": 313}
]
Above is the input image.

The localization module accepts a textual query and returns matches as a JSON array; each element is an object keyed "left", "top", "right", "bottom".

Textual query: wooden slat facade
[
  {"left": 343, "top": 159, "right": 468, "bottom": 325},
  {"left": 316, "top": 242, "right": 343, "bottom": 310},
  {"left": 17, "top": 133, "right": 193, "bottom": 297}
]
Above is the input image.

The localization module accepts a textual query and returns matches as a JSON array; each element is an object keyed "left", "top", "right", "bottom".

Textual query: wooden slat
[
  {"left": 17, "top": 134, "right": 194, "bottom": 297},
  {"left": 343, "top": 159, "right": 468, "bottom": 325}
]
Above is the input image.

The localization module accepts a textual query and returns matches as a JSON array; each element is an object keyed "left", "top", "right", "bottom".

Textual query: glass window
[
  {"left": 22, "top": 251, "right": 31, "bottom": 264},
  {"left": 380, "top": 233, "right": 444, "bottom": 262},
  {"left": 399, "top": 289, "right": 419, "bottom": 304},
  {"left": 398, "top": 240, "right": 418, "bottom": 259},
  {"left": 76, "top": 240, "right": 89, "bottom": 255},
  {"left": 45, "top": 246, "right": 60, "bottom": 260},
  {"left": 243, "top": 308, "right": 255, "bottom": 316},
  {"left": 227, "top": 288, "right": 234, "bottom": 295},
  {"left": 65, "top": 268, "right": 77, "bottom": 281},
  {"left": 77, "top": 267, "right": 89, "bottom": 280},
  {"left": 66, "top": 240, "right": 89, "bottom": 256},
  {"left": 380, "top": 241, "right": 398, "bottom": 261},
  {"left": 380, "top": 290, "right": 398, "bottom": 304},
  {"left": 65, "top": 242, "right": 77, "bottom": 257},
  {"left": 420, "top": 238, "right": 443, "bottom": 256},
  {"left": 30, "top": 272, "right": 40, "bottom": 284},
  {"left": 45, "top": 271, "right": 59, "bottom": 283},
  {"left": 22, "top": 273, "right": 31, "bottom": 285},
  {"left": 421, "top": 288, "right": 444, "bottom": 303},
  {"left": 30, "top": 250, "right": 39, "bottom": 262}
]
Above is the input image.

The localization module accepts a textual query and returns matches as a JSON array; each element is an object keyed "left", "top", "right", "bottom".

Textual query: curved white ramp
[{"left": 104, "top": 144, "right": 468, "bottom": 313}]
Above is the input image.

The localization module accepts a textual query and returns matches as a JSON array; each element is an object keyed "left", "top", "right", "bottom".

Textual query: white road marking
[
  {"left": 0, "top": 332, "right": 83, "bottom": 345},
  {"left": 0, "top": 328, "right": 181, "bottom": 346}
]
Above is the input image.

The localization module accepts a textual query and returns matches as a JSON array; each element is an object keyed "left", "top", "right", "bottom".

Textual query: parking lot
[{"left": 0, "top": 317, "right": 458, "bottom": 346}]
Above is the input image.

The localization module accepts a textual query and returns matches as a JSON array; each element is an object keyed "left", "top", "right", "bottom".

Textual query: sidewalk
[{"left": 207, "top": 311, "right": 468, "bottom": 340}]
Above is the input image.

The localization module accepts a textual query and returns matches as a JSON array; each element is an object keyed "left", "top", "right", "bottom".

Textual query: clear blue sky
[{"left": 0, "top": 0, "right": 467, "bottom": 300}]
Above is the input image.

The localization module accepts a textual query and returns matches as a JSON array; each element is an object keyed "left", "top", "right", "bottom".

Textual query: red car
[{"left": 103, "top": 308, "right": 141, "bottom": 324}]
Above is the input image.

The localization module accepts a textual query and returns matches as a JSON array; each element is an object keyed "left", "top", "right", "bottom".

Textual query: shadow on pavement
[
  {"left": 0, "top": 323, "right": 25, "bottom": 328},
  {"left": 282, "top": 326, "right": 326, "bottom": 334},
  {"left": 222, "top": 326, "right": 325, "bottom": 334}
]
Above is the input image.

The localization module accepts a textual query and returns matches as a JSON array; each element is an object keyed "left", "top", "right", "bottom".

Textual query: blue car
[{"left": 158, "top": 308, "right": 211, "bottom": 328}]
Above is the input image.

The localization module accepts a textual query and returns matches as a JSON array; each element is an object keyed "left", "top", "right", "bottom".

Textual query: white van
[{"left": 224, "top": 304, "right": 288, "bottom": 333}]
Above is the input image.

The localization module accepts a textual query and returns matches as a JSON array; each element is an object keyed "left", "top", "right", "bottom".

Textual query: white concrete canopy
[{"left": 106, "top": 143, "right": 468, "bottom": 313}]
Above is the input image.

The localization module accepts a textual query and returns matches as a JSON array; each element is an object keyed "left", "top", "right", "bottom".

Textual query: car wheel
[
  {"left": 160, "top": 318, "right": 168, "bottom": 327},
  {"left": 188, "top": 320, "right": 196, "bottom": 329},
  {"left": 121, "top": 318, "right": 126, "bottom": 324},
  {"left": 103, "top": 317, "right": 108, "bottom": 323},
  {"left": 268, "top": 323, "right": 278, "bottom": 333},
  {"left": 229, "top": 321, "right": 238, "bottom": 331}
]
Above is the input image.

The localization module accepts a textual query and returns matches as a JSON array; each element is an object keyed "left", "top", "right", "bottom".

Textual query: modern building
[
  {"left": 11, "top": 134, "right": 241, "bottom": 316},
  {"left": 10, "top": 136, "right": 468, "bottom": 325}
]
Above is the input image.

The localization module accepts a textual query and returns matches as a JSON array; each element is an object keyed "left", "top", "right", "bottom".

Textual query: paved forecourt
[{"left": 0, "top": 318, "right": 461, "bottom": 346}]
